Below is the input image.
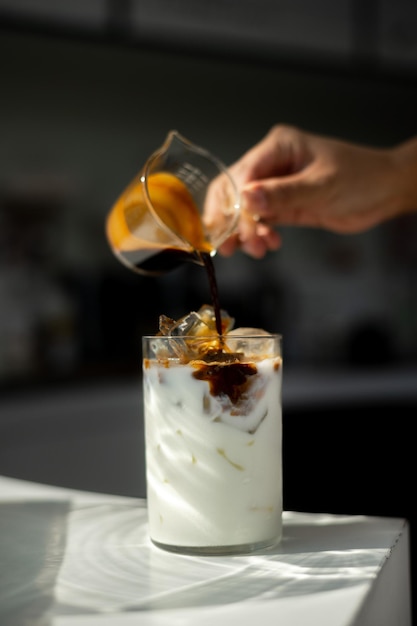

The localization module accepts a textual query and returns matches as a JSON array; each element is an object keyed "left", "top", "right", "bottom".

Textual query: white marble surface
[{"left": 0, "top": 475, "right": 412, "bottom": 626}]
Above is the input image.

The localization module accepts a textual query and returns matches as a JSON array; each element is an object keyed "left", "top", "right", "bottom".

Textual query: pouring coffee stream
[{"left": 201, "top": 252, "right": 223, "bottom": 337}]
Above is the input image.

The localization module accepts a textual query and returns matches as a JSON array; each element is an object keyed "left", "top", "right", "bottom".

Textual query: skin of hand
[{"left": 217, "top": 124, "right": 417, "bottom": 258}]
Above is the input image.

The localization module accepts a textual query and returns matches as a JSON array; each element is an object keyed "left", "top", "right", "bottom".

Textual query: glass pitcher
[{"left": 105, "top": 130, "right": 240, "bottom": 275}]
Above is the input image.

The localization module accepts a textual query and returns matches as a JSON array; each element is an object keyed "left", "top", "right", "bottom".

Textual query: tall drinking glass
[{"left": 142, "top": 332, "right": 283, "bottom": 555}]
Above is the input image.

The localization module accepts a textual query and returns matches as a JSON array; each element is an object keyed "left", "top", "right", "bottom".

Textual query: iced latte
[{"left": 143, "top": 306, "right": 282, "bottom": 555}]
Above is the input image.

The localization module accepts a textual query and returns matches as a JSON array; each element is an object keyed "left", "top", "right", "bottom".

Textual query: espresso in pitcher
[
  {"left": 107, "top": 172, "right": 214, "bottom": 272},
  {"left": 107, "top": 170, "right": 224, "bottom": 335},
  {"left": 120, "top": 247, "right": 201, "bottom": 275}
]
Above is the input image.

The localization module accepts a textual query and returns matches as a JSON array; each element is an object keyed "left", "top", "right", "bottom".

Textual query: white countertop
[{"left": 0, "top": 475, "right": 412, "bottom": 626}]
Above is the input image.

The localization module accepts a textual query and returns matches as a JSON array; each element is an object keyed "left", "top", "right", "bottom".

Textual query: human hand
[{"left": 217, "top": 124, "right": 409, "bottom": 258}]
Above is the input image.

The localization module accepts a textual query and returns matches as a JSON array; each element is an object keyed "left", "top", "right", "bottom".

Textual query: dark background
[{"left": 0, "top": 0, "right": 416, "bottom": 618}]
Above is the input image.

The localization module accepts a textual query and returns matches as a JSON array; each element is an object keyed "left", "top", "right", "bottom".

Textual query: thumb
[{"left": 241, "top": 175, "right": 320, "bottom": 227}]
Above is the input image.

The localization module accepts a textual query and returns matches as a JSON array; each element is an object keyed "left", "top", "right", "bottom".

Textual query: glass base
[{"left": 151, "top": 536, "right": 280, "bottom": 556}]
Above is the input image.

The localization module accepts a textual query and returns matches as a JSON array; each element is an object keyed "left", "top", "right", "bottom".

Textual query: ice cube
[
  {"left": 169, "top": 311, "right": 213, "bottom": 337},
  {"left": 197, "top": 304, "right": 235, "bottom": 334},
  {"left": 225, "top": 327, "right": 275, "bottom": 359},
  {"left": 227, "top": 327, "right": 270, "bottom": 337},
  {"left": 157, "top": 311, "right": 218, "bottom": 359},
  {"left": 158, "top": 315, "right": 176, "bottom": 336},
  {"left": 148, "top": 337, "right": 177, "bottom": 359},
  {"left": 154, "top": 307, "right": 236, "bottom": 361}
]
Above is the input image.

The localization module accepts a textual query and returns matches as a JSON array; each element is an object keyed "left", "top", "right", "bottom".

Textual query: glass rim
[{"left": 142, "top": 334, "right": 282, "bottom": 340}]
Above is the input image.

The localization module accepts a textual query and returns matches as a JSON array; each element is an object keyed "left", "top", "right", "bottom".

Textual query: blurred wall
[{"left": 1, "top": 27, "right": 417, "bottom": 386}]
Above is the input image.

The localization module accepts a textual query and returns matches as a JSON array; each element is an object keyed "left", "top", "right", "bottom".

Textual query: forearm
[{"left": 392, "top": 136, "right": 417, "bottom": 218}]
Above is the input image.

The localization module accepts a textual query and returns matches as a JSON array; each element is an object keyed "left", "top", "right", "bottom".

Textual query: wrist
[{"left": 392, "top": 137, "right": 417, "bottom": 217}]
